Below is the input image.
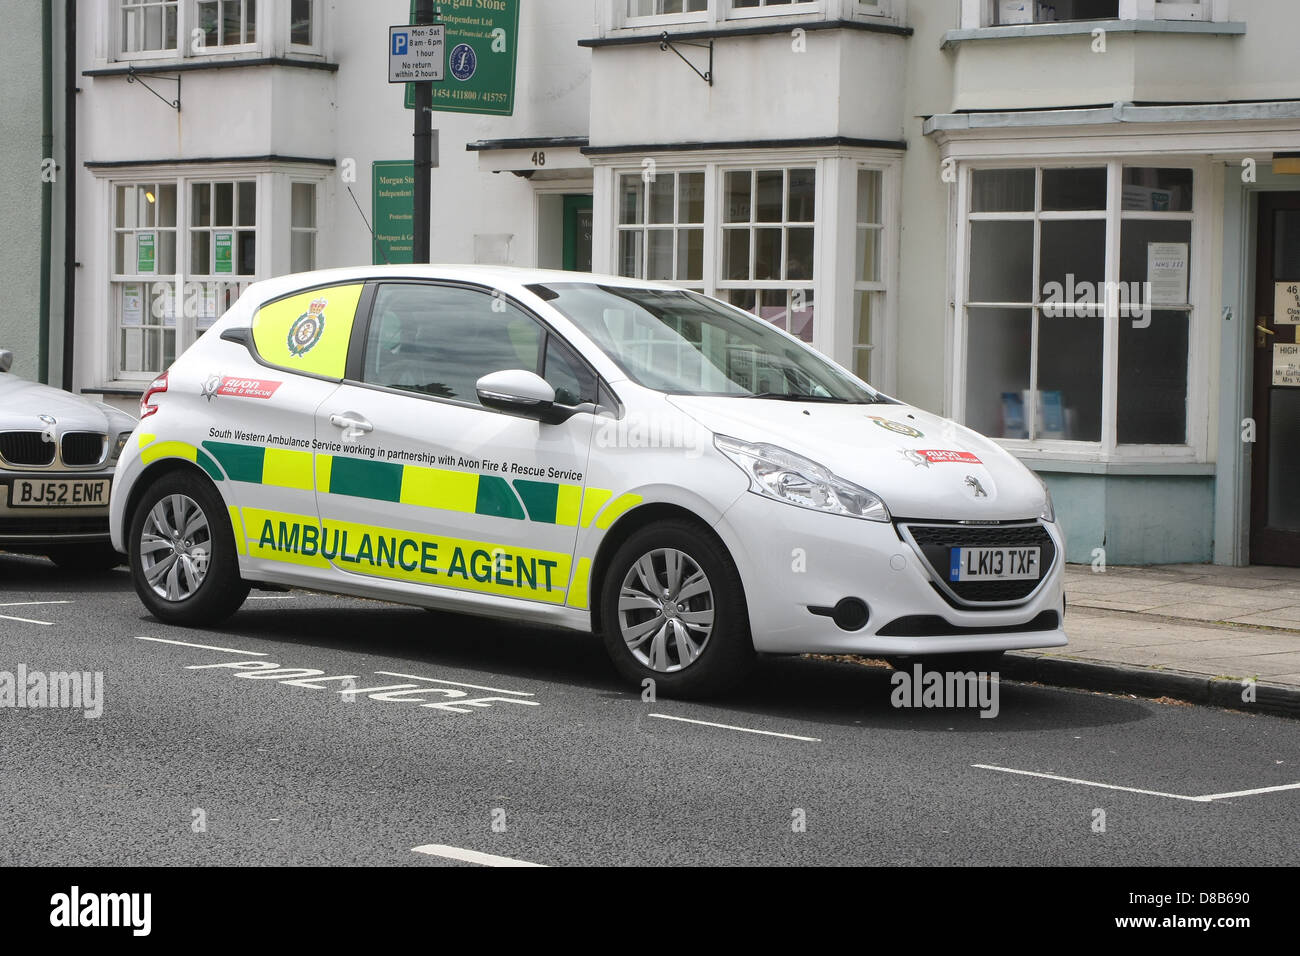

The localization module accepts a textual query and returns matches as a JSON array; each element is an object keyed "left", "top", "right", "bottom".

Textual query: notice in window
[
  {"left": 1274, "top": 282, "right": 1300, "bottom": 325},
  {"left": 121, "top": 284, "right": 143, "bottom": 328},
  {"left": 1147, "top": 242, "right": 1188, "bottom": 306},
  {"left": 136, "top": 233, "right": 156, "bottom": 275},
  {"left": 215, "top": 232, "right": 234, "bottom": 275},
  {"left": 1275, "top": 343, "right": 1300, "bottom": 387}
]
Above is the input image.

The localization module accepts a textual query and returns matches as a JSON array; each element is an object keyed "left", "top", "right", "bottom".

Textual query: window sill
[
  {"left": 1015, "top": 456, "right": 1214, "bottom": 477},
  {"left": 86, "top": 56, "right": 340, "bottom": 77},
  {"left": 941, "top": 19, "right": 1244, "bottom": 50},
  {"left": 582, "top": 16, "right": 911, "bottom": 47}
]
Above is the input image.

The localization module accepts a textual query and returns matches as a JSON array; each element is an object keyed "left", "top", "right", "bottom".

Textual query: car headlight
[
  {"left": 1036, "top": 473, "right": 1055, "bottom": 523},
  {"left": 715, "top": 434, "right": 890, "bottom": 522},
  {"left": 110, "top": 431, "right": 133, "bottom": 461}
]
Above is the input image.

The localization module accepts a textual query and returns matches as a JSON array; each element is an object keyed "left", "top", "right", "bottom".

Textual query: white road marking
[
  {"left": 375, "top": 671, "right": 534, "bottom": 697},
  {"left": 0, "top": 601, "right": 73, "bottom": 608},
  {"left": 648, "top": 713, "right": 821, "bottom": 743},
  {"left": 1196, "top": 782, "right": 1300, "bottom": 801},
  {"left": 412, "top": 844, "right": 545, "bottom": 867},
  {"left": 248, "top": 595, "right": 294, "bottom": 601},
  {"left": 0, "top": 614, "right": 54, "bottom": 626},
  {"left": 974, "top": 764, "right": 1300, "bottom": 803},
  {"left": 135, "top": 636, "right": 269, "bottom": 656}
]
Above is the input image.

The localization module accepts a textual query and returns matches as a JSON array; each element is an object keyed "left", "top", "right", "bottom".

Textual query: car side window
[
  {"left": 362, "top": 284, "right": 543, "bottom": 406},
  {"left": 543, "top": 335, "right": 597, "bottom": 407}
]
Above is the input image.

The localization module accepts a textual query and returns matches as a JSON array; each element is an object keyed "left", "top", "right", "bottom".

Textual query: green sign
[
  {"left": 373, "top": 160, "right": 415, "bottom": 265},
  {"left": 403, "top": 0, "right": 519, "bottom": 116},
  {"left": 136, "top": 233, "right": 156, "bottom": 274},
  {"left": 214, "top": 231, "right": 234, "bottom": 274}
]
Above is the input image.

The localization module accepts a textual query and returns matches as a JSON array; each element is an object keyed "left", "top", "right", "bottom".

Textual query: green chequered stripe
[{"left": 202, "top": 440, "right": 590, "bottom": 527}]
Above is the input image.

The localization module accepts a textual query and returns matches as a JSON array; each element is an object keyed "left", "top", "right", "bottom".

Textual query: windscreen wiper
[{"left": 745, "top": 392, "right": 860, "bottom": 403}]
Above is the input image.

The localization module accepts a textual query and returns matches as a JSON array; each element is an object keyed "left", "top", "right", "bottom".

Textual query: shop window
[{"left": 960, "top": 163, "right": 1195, "bottom": 452}]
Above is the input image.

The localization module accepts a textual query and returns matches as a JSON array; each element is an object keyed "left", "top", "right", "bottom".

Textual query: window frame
[
  {"left": 951, "top": 156, "right": 1211, "bottom": 463},
  {"left": 724, "top": 0, "right": 824, "bottom": 23},
  {"left": 117, "top": 0, "right": 182, "bottom": 59},
  {"left": 962, "top": 0, "right": 1228, "bottom": 27}
]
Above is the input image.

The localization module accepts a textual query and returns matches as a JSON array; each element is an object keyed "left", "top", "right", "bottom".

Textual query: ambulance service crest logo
[{"left": 287, "top": 298, "right": 327, "bottom": 357}]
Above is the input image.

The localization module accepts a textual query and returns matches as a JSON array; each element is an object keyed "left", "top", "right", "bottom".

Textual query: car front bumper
[
  {"left": 712, "top": 492, "right": 1067, "bottom": 657},
  {"left": 0, "top": 472, "right": 115, "bottom": 547}
]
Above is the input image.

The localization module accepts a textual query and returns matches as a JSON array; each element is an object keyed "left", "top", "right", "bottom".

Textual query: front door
[
  {"left": 563, "top": 195, "right": 593, "bottom": 272},
  {"left": 314, "top": 281, "right": 598, "bottom": 607},
  {"left": 1250, "top": 192, "right": 1300, "bottom": 566}
]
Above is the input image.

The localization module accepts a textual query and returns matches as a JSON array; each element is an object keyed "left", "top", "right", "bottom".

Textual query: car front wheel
[
  {"left": 128, "top": 471, "right": 249, "bottom": 626},
  {"left": 598, "top": 520, "right": 753, "bottom": 699}
]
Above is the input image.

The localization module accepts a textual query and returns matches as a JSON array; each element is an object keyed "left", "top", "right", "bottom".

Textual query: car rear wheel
[
  {"left": 128, "top": 471, "right": 249, "bottom": 626},
  {"left": 599, "top": 520, "right": 753, "bottom": 699}
]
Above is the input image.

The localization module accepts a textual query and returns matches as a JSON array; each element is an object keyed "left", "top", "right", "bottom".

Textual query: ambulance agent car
[{"left": 109, "top": 266, "right": 1065, "bottom": 697}]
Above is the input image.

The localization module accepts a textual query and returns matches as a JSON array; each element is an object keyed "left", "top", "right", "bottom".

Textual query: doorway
[
  {"left": 1250, "top": 192, "right": 1300, "bottom": 566},
  {"left": 562, "top": 195, "right": 593, "bottom": 272}
]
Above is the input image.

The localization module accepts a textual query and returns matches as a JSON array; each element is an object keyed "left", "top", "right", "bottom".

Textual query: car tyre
[
  {"left": 599, "top": 520, "right": 753, "bottom": 699},
  {"left": 128, "top": 470, "right": 249, "bottom": 626}
]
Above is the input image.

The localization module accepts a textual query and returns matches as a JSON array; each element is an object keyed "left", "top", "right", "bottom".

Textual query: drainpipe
[
  {"left": 61, "top": 0, "right": 77, "bottom": 392},
  {"left": 38, "top": 0, "right": 53, "bottom": 384}
]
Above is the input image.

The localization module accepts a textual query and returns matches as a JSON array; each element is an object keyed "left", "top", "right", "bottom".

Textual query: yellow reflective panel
[{"left": 251, "top": 283, "right": 364, "bottom": 379}]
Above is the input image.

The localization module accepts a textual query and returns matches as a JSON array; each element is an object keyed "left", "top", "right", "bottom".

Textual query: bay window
[
  {"left": 958, "top": 161, "right": 1199, "bottom": 455},
  {"left": 107, "top": 173, "right": 331, "bottom": 381},
  {"left": 196, "top": 0, "right": 256, "bottom": 49}
]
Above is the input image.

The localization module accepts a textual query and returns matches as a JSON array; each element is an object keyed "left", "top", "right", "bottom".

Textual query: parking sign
[{"left": 388, "top": 23, "right": 444, "bottom": 83}]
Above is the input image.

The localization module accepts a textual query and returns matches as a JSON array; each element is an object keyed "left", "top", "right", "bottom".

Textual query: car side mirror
[
  {"left": 476, "top": 369, "right": 571, "bottom": 425},
  {"left": 0, "top": 349, "right": 12, "bottom": 373}
]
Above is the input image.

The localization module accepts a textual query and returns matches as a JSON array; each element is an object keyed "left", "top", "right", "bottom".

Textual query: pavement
[{"left": 1004, "top": 563, "right": 1300, "bottom": 717}]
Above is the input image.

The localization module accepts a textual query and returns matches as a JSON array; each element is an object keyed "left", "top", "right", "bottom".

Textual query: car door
[{"left": 312, "top": 280, "right": 598, "bottom": 608}]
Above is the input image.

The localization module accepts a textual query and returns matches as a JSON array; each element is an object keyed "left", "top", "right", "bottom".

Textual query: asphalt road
[{"left": 1, "top": 551, "right": 1297, "bottom": 867}]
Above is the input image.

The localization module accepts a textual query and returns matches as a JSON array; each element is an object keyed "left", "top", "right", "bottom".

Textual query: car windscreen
[{"left": 529, "top": 283, "right": 880, "bottom": 403}]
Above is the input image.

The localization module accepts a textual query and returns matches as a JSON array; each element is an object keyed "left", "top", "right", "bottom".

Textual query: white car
[
  {"left": 109, "top": 266, "right": 1066, "bottom": 696},
  {"left": 0, "top": 349, "right": 136, "bottom": 569}
]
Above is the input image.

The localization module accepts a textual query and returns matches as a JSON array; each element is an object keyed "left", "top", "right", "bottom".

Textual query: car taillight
[{"left": 141, "top": 371, "right": 169, "bottom": 419}]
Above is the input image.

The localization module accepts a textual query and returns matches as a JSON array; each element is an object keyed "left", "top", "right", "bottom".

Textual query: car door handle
[{"left": 329, "top": 413, "right": 373, "bottom": 434}]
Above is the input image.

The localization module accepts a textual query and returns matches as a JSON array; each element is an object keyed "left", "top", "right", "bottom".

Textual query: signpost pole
[{"left": 412, "top": 0, "right": 435, "bottom": 264}]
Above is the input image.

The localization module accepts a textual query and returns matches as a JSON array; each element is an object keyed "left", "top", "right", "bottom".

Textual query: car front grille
[
  {"left": 61, "top": 433, "right": 106, "bottom": 466},
  {"left": 901, "top": 521, "right": 1056, "bottom": 607},
  {"left": 0, "top": 431, "right": 56, "bottom": 467}
]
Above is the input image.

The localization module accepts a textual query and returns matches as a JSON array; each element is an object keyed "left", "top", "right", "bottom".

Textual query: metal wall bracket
[
  {"left": 126, "top": 65, "right": 181, "bottom": 112},
  {"left": 659, "top": 32, "right": 713, "bottom": 86}
]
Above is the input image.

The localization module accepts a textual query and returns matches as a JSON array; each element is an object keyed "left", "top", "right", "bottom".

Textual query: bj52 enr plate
[
  {"left": 949, "top": 546, "right": 1040, "bottom": 582},
  {"left": 8, "top": 478, "right": 111, "bottom": 509}
]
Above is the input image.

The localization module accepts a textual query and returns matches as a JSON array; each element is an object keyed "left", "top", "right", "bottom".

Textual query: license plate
[
  {"left": 949, "top": 546, "right": 1041, "bottom": 582},
  {"left": 8, "top": 478, "right": 111, "bottom": 509}
]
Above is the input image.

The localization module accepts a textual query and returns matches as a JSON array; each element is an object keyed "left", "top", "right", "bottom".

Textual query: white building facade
[{"left": 64, "top": 0, "right": 1300, "bottom": 569}]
